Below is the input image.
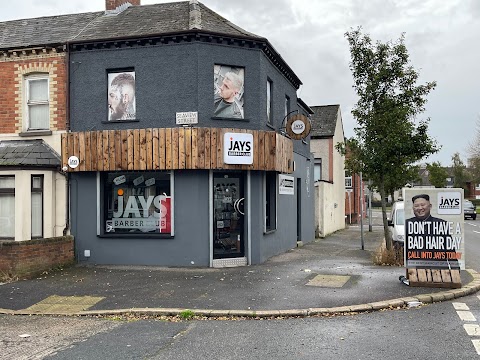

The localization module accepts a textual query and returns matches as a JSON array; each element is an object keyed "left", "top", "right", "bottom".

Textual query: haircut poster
[{"left": 404, "top": 188, "right": 464, "bottom": 270}]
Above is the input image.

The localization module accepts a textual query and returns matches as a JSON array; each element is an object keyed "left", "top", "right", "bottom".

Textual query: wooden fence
[{"left": 61, "top": 127, "right": 293, "bottom": 173}]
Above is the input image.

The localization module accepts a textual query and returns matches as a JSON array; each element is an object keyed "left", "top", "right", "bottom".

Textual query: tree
[
  {"left": 342, "top": 28, "right": 440, "bottom": 250},
  {"left": 467, "top": 118, "right": 480, "bottom": 185},
  {"left": 426, "top": 162, "right": 448, "bottom": 188},
  {"left": 452, "top": 152, "right": 469, "bottom": 193}
]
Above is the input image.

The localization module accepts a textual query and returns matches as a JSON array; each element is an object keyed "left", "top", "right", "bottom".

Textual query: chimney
[{"left": 106, "top": 0, "right": 140, "bottom": 11}]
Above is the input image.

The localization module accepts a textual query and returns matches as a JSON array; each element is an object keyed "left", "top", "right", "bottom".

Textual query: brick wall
[
  {"left": 0, "top": 52, "right": 67, "bottom": 134},
  {"left": 0, "top": 236, "right": 74, "bottom": 279}
]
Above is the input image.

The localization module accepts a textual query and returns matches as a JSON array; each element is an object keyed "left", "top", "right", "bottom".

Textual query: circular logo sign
[
  {"left": 291, "top": 120, "right": 306, "bottom": 135},
  {"left": 68, "top": 156, "right": 79, "bottom": 169},
  {"left": 285, "top": 114, "right": 311, "bottom": 140}
]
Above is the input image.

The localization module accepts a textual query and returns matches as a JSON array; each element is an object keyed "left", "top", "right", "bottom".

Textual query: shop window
[
  {"left": 314, "top": 158, "right": 322, "bottom": 182},
  {"left": 0, "top": 176, "right": 15, "bottom": 239},
  {"left": 31, "top": 175, "right": 44, "bottom": 238},
  {"left": 107, "top": 70, "right": 136, "bottom": 121},
  {"left": 25, "top": 74, "right": 50, "bottom": 130},
  {"left": 266, "top": 79, "right": 273, "bottom": 126},
  {"left": 264, "top": 172, "right": 277, "bottom": 232},
  {"left": 103, "top": 172, "right": 172, "bottom": 235}
]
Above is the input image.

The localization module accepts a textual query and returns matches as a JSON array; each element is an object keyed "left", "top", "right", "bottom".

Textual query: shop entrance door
[{"left": 213, "top": 172, "right": 245, "bottom": 259}]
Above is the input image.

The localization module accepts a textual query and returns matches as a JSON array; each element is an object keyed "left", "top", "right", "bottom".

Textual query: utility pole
[
  {"left": 368, "top": 180, "right": 372, "bottom": 232},
  {"left": 360, "top": 172, "right": 364, "bottom": 250}
]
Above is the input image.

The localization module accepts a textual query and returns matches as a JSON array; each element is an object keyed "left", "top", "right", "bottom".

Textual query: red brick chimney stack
[{"left": 106, "top": 0, "right": 140, "bottom": 11}]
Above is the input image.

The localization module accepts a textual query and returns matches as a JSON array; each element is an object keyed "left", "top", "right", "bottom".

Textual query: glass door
[{"left": 213, "top": 172, "right": 244, "bottom": 259}]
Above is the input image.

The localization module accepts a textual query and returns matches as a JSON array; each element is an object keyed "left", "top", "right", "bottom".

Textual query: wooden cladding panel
[{"left": 61, "top": 128, "right": 293, "bottom": 173}]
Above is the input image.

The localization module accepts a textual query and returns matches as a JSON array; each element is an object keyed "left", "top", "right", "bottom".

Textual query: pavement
[{"left": 1, "top": 224, "right": 480, "bottom": 318}]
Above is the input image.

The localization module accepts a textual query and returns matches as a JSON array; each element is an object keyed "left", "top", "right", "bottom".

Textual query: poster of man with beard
[{"left": 108, "top": 72, "right": 136, "bottom": 121}]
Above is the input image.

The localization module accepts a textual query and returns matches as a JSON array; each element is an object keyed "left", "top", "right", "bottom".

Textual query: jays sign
[
  {"left": 285, "top": 114, "right": 311, "bottom": 140},
  {"left": 224, "top": 132, "right": 253, "bottom": 165}
]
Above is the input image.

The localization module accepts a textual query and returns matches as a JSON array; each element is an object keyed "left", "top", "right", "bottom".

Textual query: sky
[{"left": 2, "top": 0, "right": 479, "bottom": 166}]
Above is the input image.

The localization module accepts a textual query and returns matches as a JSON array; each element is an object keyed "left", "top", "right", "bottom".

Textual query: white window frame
[
  {"left": 266, "top": 79, "right": 273, "bottom": 126},
  {"left": 25, "top": 74, "right": 50, "bottom": 131},
  {"left": 314, "top": 159, "right": 322, "bottom": 182},
  {"left": 0, "top": 176, "right": 15, "bottom": 239},
  {"left": 345, "top": 176, "right": 353, "bottom": 189}
]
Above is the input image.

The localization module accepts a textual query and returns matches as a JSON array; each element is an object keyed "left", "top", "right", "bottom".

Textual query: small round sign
[
  {"left": 285, "top": 114, "right": 311, "bottom": 140},
  {"left": 68, "top": 156, "right": 79, "bottom": 169}
]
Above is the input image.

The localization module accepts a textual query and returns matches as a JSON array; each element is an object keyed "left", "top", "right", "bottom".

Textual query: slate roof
[
  {"left": 310, "top": 105, "right": 341, "bottom": 138},
  {"left": 0, "top": 1, "right": 262, "bottom": 50},
  {"left": 0, "top": 140, "right": 60, "bottom": 168}
]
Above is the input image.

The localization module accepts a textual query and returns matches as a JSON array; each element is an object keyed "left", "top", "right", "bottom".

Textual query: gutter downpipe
[{"left": 63, "top": 42, "right": 70, "bottom": 236}]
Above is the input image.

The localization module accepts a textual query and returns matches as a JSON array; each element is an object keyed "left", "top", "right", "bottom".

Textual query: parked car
[
  {"left": 388, "top": 201, "right": 405, "bottom": 247},
  {"left": 464, "top": 200, "right": 477, "bottom": 220}
]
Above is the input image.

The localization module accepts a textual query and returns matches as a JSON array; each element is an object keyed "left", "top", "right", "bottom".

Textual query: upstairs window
[
  {"left": 345, "top": 176, "right": 353, "bottom": 189},
  {"left": 266, "top": 79, "right": 273, "bottom": 126},
  {"left": 25, "top": 74, "right": 49, "bottom": 130},
  {"left": 285, "top": 95, "right": 290, "bottom": 118},
  {"left": 314, "top": 158, "right": 322, "bottom": 182}
]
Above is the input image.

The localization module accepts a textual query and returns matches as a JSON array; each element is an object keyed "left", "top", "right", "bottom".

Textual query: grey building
[{"left": 61, "top": 0, "right": 315, "bottom": 267}]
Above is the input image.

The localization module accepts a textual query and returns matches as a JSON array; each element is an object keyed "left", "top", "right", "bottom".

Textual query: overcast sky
[{"left": 2, "top": 0, "right": 478, "bottom": 166}]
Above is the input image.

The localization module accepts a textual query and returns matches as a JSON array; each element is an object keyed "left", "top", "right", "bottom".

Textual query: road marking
[
  {"left": 474, "top": 231, "right": 480, "bottom": 235},
  {"left": 464, "top": 324, "right": 480, "bottom": 336},
  {"left": 473, "top": 340, "right": 480, "bottom": 355},
  {"left": 453, "top": 302, "right": 470, "bottom": 310},
  {"left": 457, "top": 311, "right": 477, "bottom": 322}
]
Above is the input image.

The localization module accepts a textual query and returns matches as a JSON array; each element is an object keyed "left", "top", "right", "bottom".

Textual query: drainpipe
[{"left": 63, "top": 43, "right": 71, "bottom": 236}]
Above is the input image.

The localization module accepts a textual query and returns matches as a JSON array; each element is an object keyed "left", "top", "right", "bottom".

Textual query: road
[{"left": 1, "top": 217, "right": 479, "bottom": 360}]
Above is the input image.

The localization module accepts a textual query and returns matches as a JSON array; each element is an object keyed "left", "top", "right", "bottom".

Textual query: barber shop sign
[{"left": 224, "top": 132, "right": 253, "bottom": 165}]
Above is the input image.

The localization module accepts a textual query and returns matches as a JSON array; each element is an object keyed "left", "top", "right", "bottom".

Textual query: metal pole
[
  {"left": 368, "top": 180, "right": 372, "bottom": 232},
  {"left": 360, "top": 172, "right": 364, "bottom": 250}
]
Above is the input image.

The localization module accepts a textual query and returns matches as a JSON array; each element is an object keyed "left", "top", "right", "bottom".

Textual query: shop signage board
[
  {"left": 403, "top": 188, "right": 464, "bottom": 288},
  {"left": 223, "top": 132, "right": 253, "bottom": 165},
  {"left": 279, "top": 174, "right": 294, "bottom": 195}
]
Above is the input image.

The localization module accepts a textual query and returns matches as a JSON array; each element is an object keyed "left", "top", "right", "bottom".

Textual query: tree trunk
[{"left": 379, "top": 178, "right": 393, "bottom": 250}]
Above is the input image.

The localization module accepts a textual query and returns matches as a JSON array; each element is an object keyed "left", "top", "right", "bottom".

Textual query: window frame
[
  {"left": 266, "top": 79, "right": 273, "bottom": 126},
  {"left": 264, "top": 171, "right": 277, "bottom": 233},
  {"left": 31, "top": 175, "right": 44, "bottom": 239},
  {"left": 313, "top": 158, "right": 322, "bottom": 182},
  {"left": 0, "top": 176, "right": 15, "bottom": 239},
  {"left": 24, "top": 74, "right": 50, "bottom": 131},
  {"left": 345, "top": 176, "right": 353, "bottom": 189}
]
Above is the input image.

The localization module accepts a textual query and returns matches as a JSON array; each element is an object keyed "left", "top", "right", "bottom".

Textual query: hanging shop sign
[
  {"left": 279, "top": 174, "right": 294, "bottom": 195},
  {"left": 285, "top": 114, "right": 311, "bottom": 140},
  {"left": 224, "top": 132, "right": 253, "bottom": 165}
]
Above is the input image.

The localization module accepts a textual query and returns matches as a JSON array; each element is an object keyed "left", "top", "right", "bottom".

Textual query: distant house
[{"left": 310, "top": 105, "right": 346, "bottom": 236}]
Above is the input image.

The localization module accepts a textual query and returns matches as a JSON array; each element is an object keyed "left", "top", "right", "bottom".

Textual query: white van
[{"left": 388, "top": 201, "right": 405, "bottom": 247}]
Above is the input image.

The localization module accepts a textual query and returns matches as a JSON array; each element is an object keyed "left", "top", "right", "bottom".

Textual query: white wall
[{"left": 3, "top": 169, "right": 67, "bottom": 241}]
